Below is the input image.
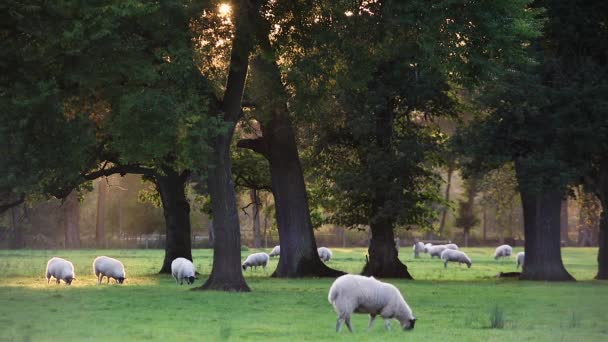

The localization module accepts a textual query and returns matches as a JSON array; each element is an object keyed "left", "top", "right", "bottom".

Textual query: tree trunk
[
  {"left": 9, "top": 204, "right": 24, "bottom": 249},
  {"left": 482, "top": 207, "right": 488, "bottom": 243},
  {"left": 63, "top": 191, "right": 80, "bottom": 248},
  {"left": 438, "top": 163, "right": 454, "bottom": 236},
  {"left": 560, "top": 199, "right": 569, "bottom": 245},
  {"left": 95, "top": 178, "right": 107, "bottom": 248},
  {"left": 594, "top": 162, "right": 608, "bottom": 279},
  {"left": 156, "top": 168, "right": 193, "bottom": 274},
  {"left": 464, "top": 229, "right": 470, "bottom": 248},
  {"left": 516, "top": 163, "right": 574, "bottom": 281},
  {"left": 362, "top": 207, "right": 412, "bottom": 278},
  {"left": 208, "top": 220, "right": 214, "bottom": 248},
  {"left": 250, "top": 189, "right": 262, "bottom": 248}
]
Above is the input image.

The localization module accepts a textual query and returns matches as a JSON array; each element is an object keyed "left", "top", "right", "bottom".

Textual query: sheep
[
  {"left": 423, "top": 243, "right": 433, "bottom": 253},
  {"left": 494, "top": 244, "right": 513, "bottom": 260},
  {"left": 394, "top": 238, "right": 400, "bottom": 251},
  {"left": 318, "top": 247, "right": 333, "bottom": 262},
  {"left": 327, "top": 274, "right": 416, "bottom": 333},
  {"left": 269, "top": 245, "right": 281, "bottom": 257},
  {"left": 427, "top": 245, "right": 448, "bottom": 258},
  {"left": 45, "top": 257, "right": 75, "bottom": 285},
  {"left": 440, "top": 249, "right": 472, "bottom": 268},
  {"left": 93, "top": 256, "right": 126, "bottom": 284},
  {"left": 516, "top": 252, "right": 525, "bottom": 269},
  {"left": 171, "top": 257, "right": 196, "bottom": 285},
  {"left": 445, "top": 243, "right": 459, "bottom": 250},
  {"left": 413, "top": 242, "right": 425, "bottom": 258},
  {"left": 242, "top": 252, "right": 270, "bottom": 271}
]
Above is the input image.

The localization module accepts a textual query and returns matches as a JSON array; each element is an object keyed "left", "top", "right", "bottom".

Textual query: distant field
[{"left": 0, "top": 247, "right": 606, "bottom": 341}]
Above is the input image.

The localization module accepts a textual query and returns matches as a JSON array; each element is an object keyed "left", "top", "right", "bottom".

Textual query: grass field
[{"left": 0, "top": 247, "right": 606, "bottom": 341}]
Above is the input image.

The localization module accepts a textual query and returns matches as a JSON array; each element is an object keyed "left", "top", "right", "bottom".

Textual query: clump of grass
[
  {"left": 565, "top": 312, "right": 580, "bottom": 328},
  {"left": 489, "top": 305, "right": 505, "bottom": 329}
]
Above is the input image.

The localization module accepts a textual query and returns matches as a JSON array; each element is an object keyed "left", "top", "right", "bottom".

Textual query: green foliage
[{"left": 489, "top": 305, "right": 505, "bottom": 329}]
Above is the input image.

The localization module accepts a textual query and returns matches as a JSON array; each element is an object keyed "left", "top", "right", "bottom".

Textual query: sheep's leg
[
  {"left": 368, "top": 315, "right": 377, "bottom": 329},
  {"left": 344, "top": 316, "right": 353, "bottom": 332},
  {"left": 336, "top": 318, "right": 343, "bottom": 332},
  {"left": 97, "top": 274, "right": 103, "bottom": 285},
  {"left": 56, "top": 278, "right": 60, "bottom": 284},
  {"left": 444, "top": 261, "right": 448, "bottom": 268},
  {"left": 107, "top": 277, "right": 110, "bottom": 284},
  {"left": 384, "top": 319, "right": 391, "bottom": 331}
]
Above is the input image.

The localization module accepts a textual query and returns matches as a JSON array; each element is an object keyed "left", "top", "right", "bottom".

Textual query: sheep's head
[
  {"left": 242, "top": 263, "right": 248, "bottom": 271},
  {"left": 187, "top": 276, "right": 195, "bottom": 284},
  {"left": 64, "top": 276, "right": 74, "bottom": 285},
  {"left": 116, "top": 277, "right": 125, "bottom": 284},
  {"left": 402, "top": 317, "right": 416, "bottom": 331}
]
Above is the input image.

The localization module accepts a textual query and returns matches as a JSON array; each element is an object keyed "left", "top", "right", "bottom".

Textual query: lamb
[
  {"left": 45, "top": 257, "right": 75, "bottom": 285},
  {"left": 327, "top": 274, "right": 416, "bottom": 332},
  {"left": 445, "top": 243, "right": 459, "bottom": 250},
  {"left": 494, "top": 244, "right": 513, "bottom": 260},
  {"left": 171, "top": 257, "right": 196, "bottom": 285},
  {"left": 318, "top": 247, "right": 333, "bottom": 262},
  {"left": 242, "top": 252, "right": 270, "bottom": 271},
  {"left": 93, "top": 256, "right": 126, "bottom": 284},
  {"left": 426, "top": 245, "right": 448, "bottom": 258},
  {"left": 413, "top": 242, "right": 425, "bottom": 258},
  {"left": 269, "top": 245, "right": 281, "bottom": 257},
  {"left": 516, "top": 251, "right": 525, "bottom": 269},
  {"left": 440, "top": 249, "right": 472, "bottom": 268}
]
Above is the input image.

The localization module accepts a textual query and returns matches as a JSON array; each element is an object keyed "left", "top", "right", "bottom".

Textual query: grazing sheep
[
  {"left": 423, "top": 243, "right": 433, "bottom": 253},
  {"left": 427, "top": 245, "right": 448, "bottom": 258},
  {"left": 242, "top": 252, "right": 270, "bottom": 271},
  {"left": 171, "top": 257, "right": 196, "bottom": 285},
  {"left": 327, "top": 274, "right": 416, "bottom": 332},
  {"left": 445, "top": 243, "right": 459, "bottom": 250},
  {"left": 413, "top": 242, "right": 425, "bottom": 258},
  {"left": 440, "top": 249, "right": 472, "bottom": 268},
  {"left": 269, "top": 245, "right": 281, "bottom": 257},
  {"left": 93, "top": 256, "right": 126, "bottom": 284},
  {"left": 318, "top": 247, "right": 333, "bottom": 262},
  {"left": 45, "top": 257, "right": 75, "bottom": 285},
  {"left": 494, "top": 244, "right": 513, "bottom": 260},
  {"left": 516, "top": 252, "right": 525, "bottom": 269}
]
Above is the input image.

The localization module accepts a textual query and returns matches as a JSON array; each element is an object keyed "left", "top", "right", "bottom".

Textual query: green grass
[{"left": 0, "top": 247, "right": 606, "bottom": 341}]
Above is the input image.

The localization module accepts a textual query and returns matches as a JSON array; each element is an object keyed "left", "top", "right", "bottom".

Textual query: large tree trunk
[
  {"left": 63, "top": 191, "right": 80, "bottom": 248},
  {"left": 250, "top": 189, "right": 262, "bottom": 248},
  {"left": 95, "top": 178, "right": 107, "bottom": 248},
  {"left": 156, "top": 168, "right": 192, "bottom": 274},
  {"left": 516, "top": 163, "right": 574, "bottom": 281},
  {"left": 560, "top": 199, "right": 569, "bottom": 245},
  {"left": 594, "top": 162, "right": 608, "bottom": 279},
  {"left": 196, "top": 0, "right": 262, "bottom": 292},
  {"left": 362, "top": 203, "right": 412, "bottom": 278}
]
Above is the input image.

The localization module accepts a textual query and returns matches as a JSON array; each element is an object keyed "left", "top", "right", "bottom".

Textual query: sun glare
[{"left": 218, "top": 3, "right": 231, "bottom": 17}]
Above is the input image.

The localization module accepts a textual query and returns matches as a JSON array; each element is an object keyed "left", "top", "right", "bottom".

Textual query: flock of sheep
[
  {"left": 412, "top": 241, "right": 525, "bottom": 270},
  {"left": 44, "top": 242, "right": 525, "bottom": 334}
]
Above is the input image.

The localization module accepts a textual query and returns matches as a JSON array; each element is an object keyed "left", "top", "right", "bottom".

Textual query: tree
[
  {"left": 454, "top": 177, "right": 480, "bottom": 247},
  {"left": 95, "top": 179, "right": 107, "bottom": 248}
]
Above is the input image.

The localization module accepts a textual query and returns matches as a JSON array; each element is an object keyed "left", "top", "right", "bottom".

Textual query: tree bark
[
  {"left": 250, "top": 189, "right": 262, "bottom": 248},
  {"left": 594, "top": 162, "right": 608, "bottom": 279},
  {"left": 63, "top": 191, "right": 80, "bottom": 249},
  {"left": 95, "top": 178, "right": 107, "bottom": 248},
  {"left": 560, "top": 199, "right": 569, "bottom": 245},
  {"left": 196, "top": 0, "right": 262, "bottom": 292},
  {"left": 208, "top": 219, "right": 214, "bottom": 248},
  {"left": 516, "top": 163, "right": 574, "bottom": 281},
  {"left": 156, "top": 168, "right": 193, "bottom": 274}
]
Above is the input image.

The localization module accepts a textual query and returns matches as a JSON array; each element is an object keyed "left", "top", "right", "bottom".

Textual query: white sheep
[
  {"left": 93, "top": 256, "right": 126, "bottom": 284},
  {"left": 516, "top": 251, "right": 525, "bottom": 269},
  {"left": 327, "top": 274, "right": 416, "bottom": 332},
  {"left": 45, "top": 257, "right": 75, "bottom": 285},
  {"left": 318, "top": 247, "right": 333, "bottom": 262},
  {"left": 445, "top": 243, "right": 459, "bottom": 250},
  {"left": 494, "top": 244, "right": 513, "bottom": 260},
  {"left": 269, "top": 245, "right": 281, "bottom": 257},
  {"left": 427, "top": 245, "right": 448, "bottom": 258},
  {"left": 242, "top": 252, "right": 270, "bottom": 271},
  {"left": 440, "top": 249, "right": 472, "bottom": 268},
  {"left": 423, "top": 243, "right": 433, "bottom": 253},
  {"left": 413, "top": 242, "right": 425, "bottom": 258},
  {"left": 171, "top": 257, "right": 196, "bottom": 285}
]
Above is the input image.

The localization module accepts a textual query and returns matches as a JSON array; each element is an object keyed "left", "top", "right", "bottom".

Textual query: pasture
[{"left": 0, "top": 247, "right": 606, "bottom": 341}]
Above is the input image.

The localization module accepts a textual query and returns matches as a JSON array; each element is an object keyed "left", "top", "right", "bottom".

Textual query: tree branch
[
  {"left": 0, "top": 193, "right": 25, "bottom": 214},
  {"left": 83, "top": 164, "right": 155, "bottom": 180},
  {"left": 236, "top": 137, "right": 269, "bottom": 158}
]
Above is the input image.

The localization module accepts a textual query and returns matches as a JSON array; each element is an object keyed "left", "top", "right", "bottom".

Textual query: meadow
[{"left": 0, "top": 247, "right": 606, "bottom": 341}]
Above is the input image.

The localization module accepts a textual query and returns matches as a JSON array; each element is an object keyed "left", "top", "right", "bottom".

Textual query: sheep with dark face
[
  {"left": 46, "top": 257, "right": 75, "bottom": 285},
  {"left": 242, "top": 252, "right": 270, "bottom": 271},
  {"left": 93, "top": 256, "right": 126, "bottom": 284},
  {"left": 328, "top": 274, "right": 416, "bottom": 333},
  {"left": 269, "top": 245, "right": 280, "bottom": 257},
  {"left": 318, "top": 247, "right": 333, "bottom": 262},
  {"left": 171, "top": 257, "right": 196, "bottom": 285},
  {"left": 494, "top": 244, "right": 513, "bottom": 260}
]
